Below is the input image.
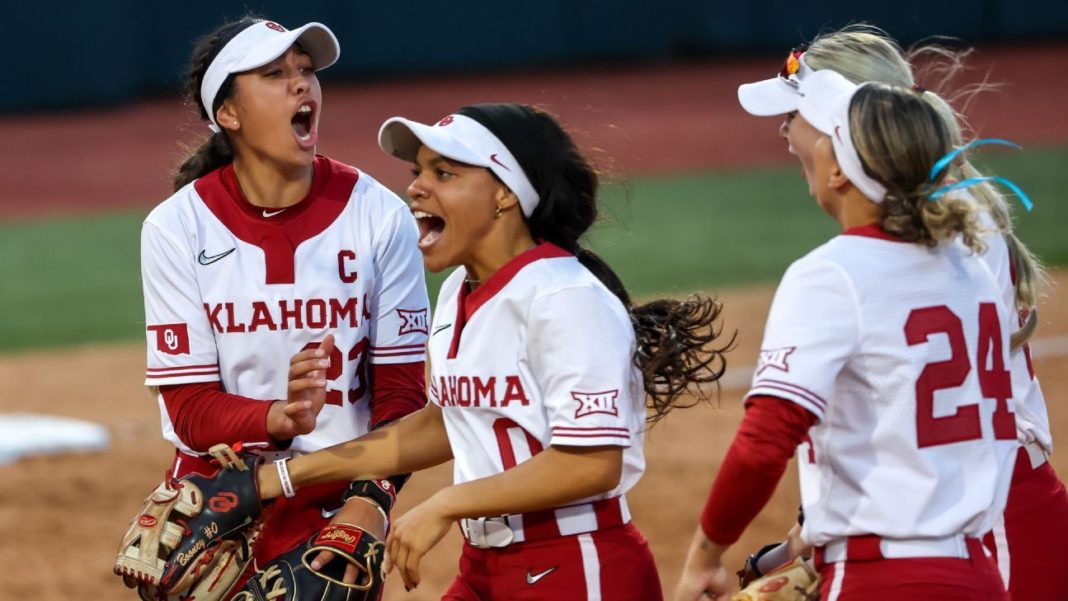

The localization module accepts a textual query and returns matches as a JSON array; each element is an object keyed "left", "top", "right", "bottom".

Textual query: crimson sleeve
[
  {"left": 367, "top": 361, "right": 426, "bottom": 496},
  {"left": 369, "top": 361, "right": 426, "bottom": 429},
  {"left": 699, "top": 395, "right": 818, "bottom": 545},
  {"left": 160, "top": 382, "right": 277, "bottom": 452}
]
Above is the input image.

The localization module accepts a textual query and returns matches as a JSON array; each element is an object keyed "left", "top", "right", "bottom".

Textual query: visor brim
[
  {"left": 737, "top": 77, "right": 801, "bottom": 116},
  {"left": 379, "top": 118, "right": 490, "bottom": 167},
  {"left": 231, "top": 22, "right": 339, "bottom": 74}
]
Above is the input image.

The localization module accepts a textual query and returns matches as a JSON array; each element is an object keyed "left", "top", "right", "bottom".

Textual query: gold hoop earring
[{"left": 494, "top": 206, "right": 503, "bottom": 219}]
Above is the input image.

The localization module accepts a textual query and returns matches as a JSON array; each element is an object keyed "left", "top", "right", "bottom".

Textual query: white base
[{"left": 0, "top": 413, "right": 110, "bottom": 465}]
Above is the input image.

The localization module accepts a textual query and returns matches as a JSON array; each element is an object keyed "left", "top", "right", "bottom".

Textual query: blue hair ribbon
[
  {"left": 929, "top": 176, "right": 1033, "bottom": 212},
  {"left": 928, "top": 138, "right": 1032, "bottom": 212},
  {"left": 928, "top": 138, "right": 1023, "bottom": 181}
]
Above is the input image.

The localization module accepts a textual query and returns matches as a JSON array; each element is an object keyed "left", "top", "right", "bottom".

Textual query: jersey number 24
[{"left": 905, "top": 302, "right": 1016, "bottom": 448}]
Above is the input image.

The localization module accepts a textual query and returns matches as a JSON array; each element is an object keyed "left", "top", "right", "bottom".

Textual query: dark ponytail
[
  {"left": 171, "top": 17, "right": 260, "bottom": 191},
  {"left": 458, "top": 104, "right": 734, "bottom": 422}
]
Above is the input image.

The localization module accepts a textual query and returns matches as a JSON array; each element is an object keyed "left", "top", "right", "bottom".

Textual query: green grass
[{"left": 3, "top": 147, "right": 1066, "bottom": 353}]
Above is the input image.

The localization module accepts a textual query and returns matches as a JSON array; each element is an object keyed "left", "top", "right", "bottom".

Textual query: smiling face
[
  {"left": 407, "top": 145, "right": 510, "bottom": 274},
  {"left": 218, "top": 46, "right": 322, "bottom": 169},
  {"left": 780, "top": 111, "right": 825, "bottom": 196}
]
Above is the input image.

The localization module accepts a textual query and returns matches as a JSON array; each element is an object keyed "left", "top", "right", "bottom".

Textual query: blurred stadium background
[{"left": 1, "top": 2, "right": 1067, "bottom": 599}]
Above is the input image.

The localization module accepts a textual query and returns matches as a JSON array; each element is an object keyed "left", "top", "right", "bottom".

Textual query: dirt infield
[{"left": 2, "top": 271, "right": 1067, "bottom": 600}]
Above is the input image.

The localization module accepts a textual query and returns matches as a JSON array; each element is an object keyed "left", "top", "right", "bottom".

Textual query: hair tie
[
  {"left": 928, "top": 138, "right": 1032, "bottom": 212},
  {"left": 911, "top": 83, "right": 926, "bottom": 94}
]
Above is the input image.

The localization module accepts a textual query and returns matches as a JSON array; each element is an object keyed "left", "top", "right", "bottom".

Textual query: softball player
[
  {"left": 141, "top": 17, "right": 428, "bottom": 567},
  {"left": 256, "top": 103, "right": 731, "bottom": 600},
  {"left": 730, "top": 26, "right": 1068, "bottom": 598},
  {"left": 676, "top": 71, "right": 1020, "bottom": 600}
]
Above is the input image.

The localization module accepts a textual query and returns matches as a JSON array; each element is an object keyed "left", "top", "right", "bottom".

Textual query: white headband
[
  {"left": 200, "top": 20, "right": 339, "bottom": 132},
  {"left": 797, "top": 70, "right": 888, "bottom": 203},
  {"left": 378, "top": 113, "right": 541, "bottom": 216}
]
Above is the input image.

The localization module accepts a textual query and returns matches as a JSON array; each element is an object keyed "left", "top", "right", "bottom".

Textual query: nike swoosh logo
[
  {"left": 432, "top": 323, "right": 452, "bottom": 336},
  {"left": 526, "top": 566, "right": 557, "bottom": 585},
  {"left": 321, "top": 506, "right": 341, "bottom": 519},
  {"left": 197, "top": 248, "right": 236, "bottom": 265},
  {"left": 263, "top": 208, "right": 287, "bottom": 218},
  {"left": 489, "top": 154, "right": 511, "bottom": 172}
]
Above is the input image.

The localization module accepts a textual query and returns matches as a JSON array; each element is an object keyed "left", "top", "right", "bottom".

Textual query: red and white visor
[
  {"left": 797, "top": 70, "right": 887, "bottom": 203},
  {"left": 200, "top": 20, "right": 339, "bottom": 131},
  {"left": 379, "top": 114, "right": 540, "bottom": 216},
  {"left": 737, "top": 46, "right": 813, "bottom": 116}
]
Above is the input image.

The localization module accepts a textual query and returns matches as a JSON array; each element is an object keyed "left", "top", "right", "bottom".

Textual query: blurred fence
[{"left": 8, "top": 0, "right": 1068, "bottom": 113}]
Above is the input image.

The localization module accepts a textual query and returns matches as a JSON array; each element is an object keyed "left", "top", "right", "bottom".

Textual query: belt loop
[
  {"left": 813, "top": 547, "right": 826, "bottom": 571},
  {"left": 965, "top": 537, "right": 983, "bottom": 565},
  {"left": 846, "top": 534, "right": 883, "bottom": 561}
]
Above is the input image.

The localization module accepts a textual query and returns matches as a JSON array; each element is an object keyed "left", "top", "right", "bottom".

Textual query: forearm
[
  {"left": 700, "top": 395, "right": 815, "bottom": 545},
  {"left": 258, "top": 403, "right": 451, "bottom": 499},
  {"left": 160, "top": 383, "right": 276, "bottom": 451},
  {"left": 434, "top": 445, "right": 622, "bottom": 521}
]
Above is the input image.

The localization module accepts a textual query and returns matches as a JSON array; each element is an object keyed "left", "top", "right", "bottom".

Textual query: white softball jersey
[
  {"left": 975, "top": 213, "right": 1052, "bottom": 455},
  {"left": 141, "top": 156, "right": 429, "bottom": 455},
  {"left": 746, "top": 226, "right": 1021, "bottom": 546},
  {"left": 427, "top": 243, "right": 646, "bottom": 502}
]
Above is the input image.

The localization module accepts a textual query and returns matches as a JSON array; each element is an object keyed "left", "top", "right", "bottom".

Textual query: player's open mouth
[
  {"left": 291, "top": 101, "right": 318, "bottom": 150},
  {"left": 413, "top": 209, "right": 445, "bottom": 249}
]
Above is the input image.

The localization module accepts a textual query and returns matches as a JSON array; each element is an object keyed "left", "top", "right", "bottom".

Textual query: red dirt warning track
[{"left": 1, "top": 43, "right": 1066, "bottom": 220}]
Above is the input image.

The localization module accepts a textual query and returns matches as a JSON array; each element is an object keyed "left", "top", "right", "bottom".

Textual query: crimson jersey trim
[
  {"left": 446, "top": 242, "right": 572, "bottom": 359},
  {"left": 841, "top": 223, "right": 907, "bottom": 243},
  {"left": 193, "top": 156, "right": 359, "bottom": 284}
]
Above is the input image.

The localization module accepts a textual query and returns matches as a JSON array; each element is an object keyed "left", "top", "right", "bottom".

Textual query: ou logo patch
[
  {"left": 437, "top": 115, "right": 455, "bottom": 127},
  {"left": 147, "top": 323, "right": 190, "bottom": 355},
  {"left": 209, "top": 492, "right": 239, "bottom": 513},
  {"left": 265, "top": 21, "right": 287, "bottom": 32}
]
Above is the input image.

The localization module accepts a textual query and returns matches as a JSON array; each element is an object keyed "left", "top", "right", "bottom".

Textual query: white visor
[
  {"left": 200, "top": 20, "right": 339, "bottom": 131},
  {"left": 379, "top": 114, "right": 541, "bottom": 216},
  {"left": 797, "top": 70, "right": 888, "bottom": 203},
  {"left": 738, "top": 52, "right": 813, "bottom": 116}
]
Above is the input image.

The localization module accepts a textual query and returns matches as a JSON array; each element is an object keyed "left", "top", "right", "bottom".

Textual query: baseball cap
[
  {"left": 200, "top": 20, "right": 340, "bottom": 131},
  {"left": 737, "top": 45, "right": 813, "bottom": 116},
  {"left": 379, "top": 114, "right": 541, "bottom": 216},
  {"left": 796, "top": 70, "right": 887, "bottom": 203}
]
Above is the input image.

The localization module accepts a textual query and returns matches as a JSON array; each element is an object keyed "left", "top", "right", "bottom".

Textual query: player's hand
[
  {"left": 308, "top": 496, "right": 388, "bottom": 584},
  {"left": 674, "top": 528, "right": 733, "bottom": 601},
  {"left": 383, "top": 492, "right": 452, "bottom": 591},
  {"left": 786, "top": 522, "right": 811, "bottom": 560},
  {"left": 269, "top": 335, "right": 336, "bottom": 439}
]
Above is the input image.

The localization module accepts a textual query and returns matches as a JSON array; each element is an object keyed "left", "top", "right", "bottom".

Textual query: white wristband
[{"left": 275, "top": 458, "right": 296, "bottom": 498}]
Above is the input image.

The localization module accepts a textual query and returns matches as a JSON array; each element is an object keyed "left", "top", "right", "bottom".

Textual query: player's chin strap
[{"left": 928, "top": 138, "right": 1033, "bottom": 212}]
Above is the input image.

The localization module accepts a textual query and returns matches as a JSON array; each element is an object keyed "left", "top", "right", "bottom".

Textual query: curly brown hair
[{"left": 457, "top": 103, "right": 735, "bottom": 422}]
